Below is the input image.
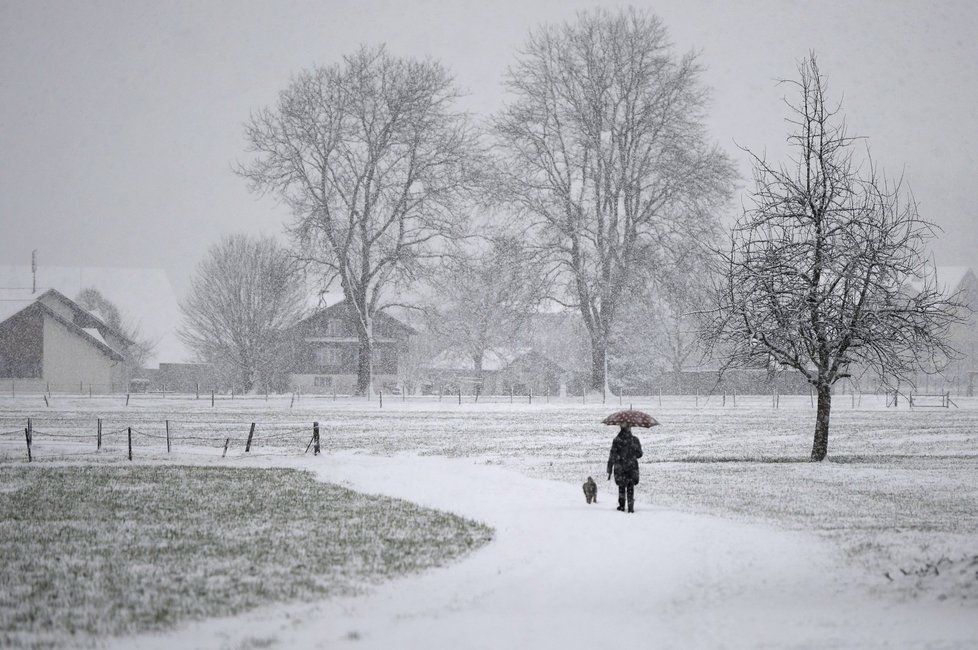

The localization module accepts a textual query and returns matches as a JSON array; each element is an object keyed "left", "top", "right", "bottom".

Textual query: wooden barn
[{"left": 0, "top": 289, "right": 134, "bottom": 392}]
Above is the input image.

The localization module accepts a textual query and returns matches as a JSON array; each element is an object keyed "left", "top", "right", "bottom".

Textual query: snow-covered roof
[
  {"left": 905, "top": 265, "right": 975, "bottom": 297},
  {"left": 0, "top": 265, "right": 188, "bottom": 367},
  {"left": 82, "top": 327, "right": 107, "bottom": 347}
]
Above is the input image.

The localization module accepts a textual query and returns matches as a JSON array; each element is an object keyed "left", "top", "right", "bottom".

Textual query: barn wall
[
  {"left": 0, "top": 311, "right": 43, "bottom": 378},
  {"left": 42, "top": 315, "right": 122, "bottom": 391}
]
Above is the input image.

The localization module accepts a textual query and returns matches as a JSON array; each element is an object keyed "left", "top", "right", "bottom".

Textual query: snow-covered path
[{"left": 116, "top": 452, "right": 978, "bottom": 649}]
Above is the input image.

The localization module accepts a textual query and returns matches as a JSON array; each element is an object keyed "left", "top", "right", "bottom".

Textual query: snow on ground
[
  {"left": 111, "top": 451, "right": 978, "bottom": 649},
  {"left": 2, "top": 394, "right": 977, "bottom": 647}
]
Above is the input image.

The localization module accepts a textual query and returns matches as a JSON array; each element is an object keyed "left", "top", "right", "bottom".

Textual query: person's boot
[
  {"left": 617, "top": 497, "right": 625, "bottom": 512},
  {"left": 627, "top": 500, "right": 634, "bottom": 513}
]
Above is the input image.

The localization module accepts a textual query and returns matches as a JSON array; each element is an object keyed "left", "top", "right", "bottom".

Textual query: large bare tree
[
  {"left": 706, "top": 56, "right": 961, "bottom": 461},
  {"left": 493, "top": 8, "right": 734, "bottom": 393},
  {"left": 239, "top": 46, "right": 479, "bottom": 395},
  {"left": 179, "top": 234, "right": 306, "bottom": 393}
]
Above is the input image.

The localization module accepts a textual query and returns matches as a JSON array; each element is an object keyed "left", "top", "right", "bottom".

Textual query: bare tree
[
  {"left": 239, "top": 46, "right": 480, "bottom": 395},
  {"left": 179, "top": 234, "right": 306, "bottom": 393},
  {"left": 493, "top": 8, "right": 734, "bottom": 394},
  {"left": 427, "top": 235, "right": 545, "bottom": 377},
  {"left": 74, "top": 288, "right": 157, "bottom": 369},
  {"left": 705, "top": 55, "right": 962, "bottom": 461}
]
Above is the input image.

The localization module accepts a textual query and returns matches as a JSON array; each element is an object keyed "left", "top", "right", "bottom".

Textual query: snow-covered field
[{"left": 1, "top": 393, "right": 976, "bottom": 648}]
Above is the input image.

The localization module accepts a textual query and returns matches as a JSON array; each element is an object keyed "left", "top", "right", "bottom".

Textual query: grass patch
[{"left": 0, "top": 464, "right": 492, "bottom": 648}]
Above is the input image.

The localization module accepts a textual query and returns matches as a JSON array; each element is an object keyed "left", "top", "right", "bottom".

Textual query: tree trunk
[
  {"left": 356, "top": 332, "right": 372, "bottom": 395},
  {"left": 811, "top": 384, "right": 832, "bottom": 461},
  {"left": 590, "top": 339, "right": 606, "bottom": 392}
]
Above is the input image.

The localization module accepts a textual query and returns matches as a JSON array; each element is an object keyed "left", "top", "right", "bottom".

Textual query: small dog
[{"left": 583, "top": 476, "right": 598, "bottom": 504}]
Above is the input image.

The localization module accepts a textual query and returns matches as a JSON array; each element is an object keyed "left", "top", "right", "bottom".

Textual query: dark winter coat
[{"left": 607, "top": 429, "right": 643, "bottom": 486}]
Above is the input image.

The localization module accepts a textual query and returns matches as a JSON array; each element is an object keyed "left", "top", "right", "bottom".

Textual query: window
[
  {"left": 313, "top": 348, "right": 343, "bottom": 368},
  {"left": 325, "top": 319, "right": 344, "bottom": 336}
]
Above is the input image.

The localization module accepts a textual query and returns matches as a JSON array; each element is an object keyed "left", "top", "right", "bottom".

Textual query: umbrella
[{"left": 602, "top": 409, "right": 659, "bottom": 428}]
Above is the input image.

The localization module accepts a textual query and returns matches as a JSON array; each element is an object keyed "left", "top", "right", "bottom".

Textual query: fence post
[
  {"left": 222, "top": 437, "right": 230, "bottom": 458},
  {"left": 379, "top": 391, "right": 383, "bottom": 409},
  {"left": 43, "top": 394, "right": 49, "bottom": 408},
  {"left": 475, "top": 385, "right": 480, "bottom": 403},
  {"left": 125, "top": 393, "right": 130, "bottom": 407},
  {"left": 733, "top": 392, "right": 737, "bottom": 407},
  {"left": 195, "top": 382, "right": 200, "bottom": 399},
  {"left": 313, "top": 421, "right": 320, "bottom": 456},
  {"left": 658, "top": 388, "right": 662, "bottom": 407},
  {"left": 695, "top": 389, "right": 699, "bottom": 408},
  {"left": 528, "top": 387, "right": 532, "bottom": 405},
  {"left": 166, "top": 419, "right": 171, "bottom": 453},
  {"left": 290, "top": 392, "right": 295, "bottom": 409},
  {"left": 25, "top": 426, "right": 31, "bottom": 462},
  {"left": 723, "top": 393, "right": 726, "bottom": 407},
  {"left": 510, "top": 386, "right": 513, "bottom": 403},
  {"left": 162, "top": 384, "right": 166, "bottom": 399},
  {"left": 127, "top": 427, "right": 133, "bottom": 461},
  {"left": 89, "top": 384, "right": 92, "bottom": 398},
  {"left": 458, "top": 386, "right": 461, "bottom": 405},
  {"left": 97, "top": 418, "right": 102, "bottom": 450},
  {"left": 245, "top": 422, "right": 255, "bottom": 452},
  {"left": 211, "top": 390, "right": 215, "bottom": 407},
  {"left": 80, "top": 380, "right": 83, "bottom": 393}
]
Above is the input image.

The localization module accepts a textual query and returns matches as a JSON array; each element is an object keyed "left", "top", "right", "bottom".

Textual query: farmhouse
[
  {"left": 0, "top": 288, "right": 134, "bottom": 392},
  {"left": 0, "top": 264, "right": 188, "bottom": 368},
  {"left": 291, "top": 302, "right": 416, "bottom": 394}
]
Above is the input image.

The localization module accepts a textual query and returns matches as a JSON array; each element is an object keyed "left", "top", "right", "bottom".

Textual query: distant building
[
  {"left": 0, "top": 265, "right": 188, "bottom": 368},
  {"left": 137, "top": 362, "right": 217, "bottom": 393},
  {"left": 422, "top": 347, "right": 585, "bottom": 396},
  {"left": 0, "top": 289, "right": 134, "bottom": 392},
  {"left": 290, "top": 302, "right": 416, "bottom": 394}
]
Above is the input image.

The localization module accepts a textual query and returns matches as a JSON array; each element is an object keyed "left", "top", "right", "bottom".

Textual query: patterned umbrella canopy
[{"left": 602, "top": 409, "right": 659, "bottom": 428}]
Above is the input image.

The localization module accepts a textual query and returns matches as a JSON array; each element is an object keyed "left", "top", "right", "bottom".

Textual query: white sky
[{"left": 2, "top": 0, "right": 976, "bottom": 295}]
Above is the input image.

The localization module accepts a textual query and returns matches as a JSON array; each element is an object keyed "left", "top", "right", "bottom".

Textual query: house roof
[
  {"left": 0, "top": 290, "right": 125, "bottom": 362},
  {"left": 299, "top": 300, "right": 417, "bottom": 336},
  {"left": 904, "top": 265, "right": 976, "bottom": 297},
  {"left": 0, "top": 265, "right": 187, "bottom": 367}
]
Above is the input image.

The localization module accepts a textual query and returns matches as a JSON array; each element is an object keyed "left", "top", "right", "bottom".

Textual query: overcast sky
[{"left": 2, "top": 0, "right": 976, "bottom": 295}]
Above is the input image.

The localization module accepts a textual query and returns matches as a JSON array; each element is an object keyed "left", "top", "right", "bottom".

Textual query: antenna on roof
[{"left": 31, "top": 250, "right": 37, "bottom": 294}]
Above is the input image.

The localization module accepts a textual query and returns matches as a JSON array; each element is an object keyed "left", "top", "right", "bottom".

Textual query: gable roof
[
  {"left": 0, "top": 290, "right": 125, "bottom": 362},
  {"left": 0, "top": 265, "right": 187, "bottom": 367},
  {"left": 299, "top": 300, "right": 417, "bottom": 336}
]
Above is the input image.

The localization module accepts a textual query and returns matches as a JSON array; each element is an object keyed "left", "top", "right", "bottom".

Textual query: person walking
[{"left": 607, "top": 425, "right": 643, "bottom": 513}]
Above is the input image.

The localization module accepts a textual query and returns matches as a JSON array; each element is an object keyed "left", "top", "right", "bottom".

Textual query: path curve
[{"left": 116, "top": 452, "right": 978, "bottom": 649}]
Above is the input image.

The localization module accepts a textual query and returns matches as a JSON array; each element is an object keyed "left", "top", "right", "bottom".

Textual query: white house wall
[{"left": 42, "top": 314, "right": 121, "bottom": 391}]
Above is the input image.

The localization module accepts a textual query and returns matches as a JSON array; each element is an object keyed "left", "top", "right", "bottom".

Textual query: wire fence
[{"left": 0, "top": 415, "right": 321, "bottom": 463}]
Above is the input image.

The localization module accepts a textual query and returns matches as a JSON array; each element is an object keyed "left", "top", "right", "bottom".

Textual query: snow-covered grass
[
  {"left": 1, "top": 392, "right": 976, "bottom": 600},
  {"left": 0, "top": 464, "right": 492, "bottom": 648}
]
